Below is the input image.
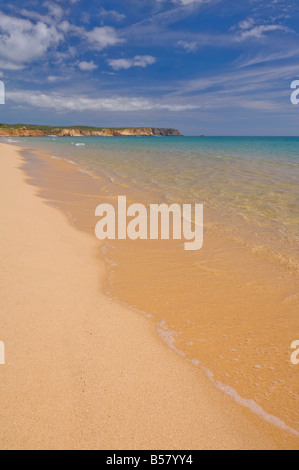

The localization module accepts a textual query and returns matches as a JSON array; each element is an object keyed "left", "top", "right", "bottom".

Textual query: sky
[{"left": 0, "top": 0, "right": 299, "bottom": 135}]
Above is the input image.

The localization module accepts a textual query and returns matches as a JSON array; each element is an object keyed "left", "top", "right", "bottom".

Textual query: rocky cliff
[
  {"left": 0, "top": 126, "right": 182, "bottom": 137},
  {"left": 0, "top": 128, "right": 45, "bottom": 137}
]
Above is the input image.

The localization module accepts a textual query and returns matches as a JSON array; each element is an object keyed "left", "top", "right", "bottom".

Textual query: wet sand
[{"left": 0, "top": 142, "right": 298, "bottom": 450}]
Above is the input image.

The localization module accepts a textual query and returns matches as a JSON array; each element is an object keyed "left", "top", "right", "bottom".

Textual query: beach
[
  {"left": 15, "top": 135, "right": 299, "bottom": 434},
  {"left": 0, "top": 141, "right": 298, "bottom": 450}
]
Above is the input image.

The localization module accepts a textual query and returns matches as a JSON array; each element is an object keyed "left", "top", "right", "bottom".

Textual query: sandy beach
[{"left": 0, "top": 142, "right": 298, "bottom": 450}]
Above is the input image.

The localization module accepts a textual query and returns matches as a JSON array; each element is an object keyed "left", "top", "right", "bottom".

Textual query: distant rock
[{"left": 0, "top": 125, "right": 182, "bottom": 138}]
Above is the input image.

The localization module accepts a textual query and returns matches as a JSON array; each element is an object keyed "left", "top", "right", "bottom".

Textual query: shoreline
[
  {"left": 0, "top": 142, "right": 298, "bottom": 450},
  {"left": 0, "top": 127, "right": 183, "bottom": 138}
]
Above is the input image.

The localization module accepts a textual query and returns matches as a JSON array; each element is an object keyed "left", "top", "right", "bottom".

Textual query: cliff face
[
  {"left": 0, "top": 127, "right": 182, "bottom": 137},
  {"left": 0, "top": 129, "right": 45, "bottom": 137},
  {"left": 151, "top": 128, "right": 182, "bottom": 137}
]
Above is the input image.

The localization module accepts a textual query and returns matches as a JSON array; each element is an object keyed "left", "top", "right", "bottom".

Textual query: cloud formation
[
  {"left": 99, "top": 9, "right": 126, "bottom": 22},
  {"left": 108, "top": 55, "right": 156, "bottom": 71},
  {"left": 77, "top": 61, "right": 98, "bottom": 71},
  {"left": 235, "top": 17, "right": 291, "bottom": 41},
  {"left": 0, "top": 12, "right": 63, "bottom": 69},
  {"left": 85, "top": 26, "right": 124, "bottom": 50},
  {"left": 0, "top": 0, "right": 298, "bottom": 134},
  {"left": 177, "top": 40, "right": 198, "bottom": 52},
  {"left": 7, "top": 90, "right": 198, "bottom": 112},
  {"left": 159, "top": 0, "right": 214, "bottom": 5},
  {"left": 0, "top": 8, "right": 125, "bottom": 72}
]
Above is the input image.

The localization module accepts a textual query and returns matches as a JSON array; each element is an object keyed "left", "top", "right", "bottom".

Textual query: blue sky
[{"left": 0, "top": 0, "right": 299, "bottom": 135}]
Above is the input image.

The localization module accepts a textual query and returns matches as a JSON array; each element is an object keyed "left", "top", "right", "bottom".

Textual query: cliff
[{"left": 0, "top": 125, "right": 182, "bottom": 137}]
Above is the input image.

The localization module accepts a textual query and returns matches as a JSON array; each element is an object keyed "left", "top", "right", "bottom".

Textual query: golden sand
[{"left": 0, "top": 143, "right": 298, "bottom": 450}]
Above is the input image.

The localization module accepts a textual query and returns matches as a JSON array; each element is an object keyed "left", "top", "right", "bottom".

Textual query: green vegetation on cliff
[{"left": 0, "top": 123, "right": 182, "bottom": 137}]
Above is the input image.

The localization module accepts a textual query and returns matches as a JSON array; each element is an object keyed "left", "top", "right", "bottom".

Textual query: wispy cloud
[
  {"left": 166, "top": 60, "right": 299, "bottom": 115},
  {"left": 108, "top": 55, "right": 156, "bottom": 71},
  {"left": 235, "top": 47, "right": 299, "bottom": 68},
  {"left": 99, "top": 9, "right": 126, "bottom": 22},
  {"left": 238, "top": 24, "right": 290, "bottom": 41},
  {"left": 7, "top": 90, "right": 198, "bottom": 112},
  {"left": 44, "top": 2, "right": 64, "bottom": 20},
  {"left": 47, "top": 75, "right": 71, "bottom": 82},
  {"left": 175, "top": 62, "right": 299, "bottom": 95},
  {"left": 177, "top": 40, "right": 199, "bottom": 52},
  {"left": 158, "top": 0, "right": 215, "bottom": 5},
  {"left": 233, "top": 16, "right": 292, "bottom": 41}
]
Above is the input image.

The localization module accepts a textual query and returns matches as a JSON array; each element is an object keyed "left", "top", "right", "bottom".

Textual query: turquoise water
[{"left": 4, "top": 135, "right": 299, "bottom": 265}]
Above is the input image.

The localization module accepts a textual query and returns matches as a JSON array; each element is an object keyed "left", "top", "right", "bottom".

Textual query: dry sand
[{"left": 0, "top": 142, "right": 297, "bottom": 450}]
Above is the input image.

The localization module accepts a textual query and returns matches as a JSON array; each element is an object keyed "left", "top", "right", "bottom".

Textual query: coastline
[
  {"left": 0, "top": 126, "right": 182, "bottom": 137},
  {"left": 0, "top": 142, "right": 298, "bottom": 450}
]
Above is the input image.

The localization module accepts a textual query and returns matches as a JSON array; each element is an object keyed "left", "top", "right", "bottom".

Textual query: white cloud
[
  {"left": 47, "top": 76, "right": 61, "bottom": 82},
  {"left": 234, "top": 17, "right": 291, "bottom": 41},
  {"left": 85, "top": 26, "right": 124, "bottom": 50},
  {"left": 0, "top": 60, "right": 24, "bottom": 71},
  {"left": 177, "top": 40, "right": 198, "bottom": 52},
  {"left": 108, "top": 55, "right": 156, "bottom": 71},
  {"left": 57, "top": 20, "right": 72, "bottom": 33},
  {"left": 176, "top": 0, "right": 209, "bottom": 4},
  {"left": 160, "top": 0, "right": 214, "bottom": 5},
  {"left": 7, "top": 90, "right": 198, "bottom": 112},
  {"left": 239, "top": 24, "right": 290, "bottom": 40},
  {"left": 47, "top": 75, "right": 71, "bottom": 82},
  {"left": 0, "top": 12, "right": 63, "bottom": 69},
  {"left": 19, "top": 3, "right": 65, "bottom": 25},
  {"left": 99, "top": 9, "right": 126, "bottom": 22},
  {"left": 108, "top": 59, "right": 132, "bottom": 71},
  {"left": 0, "top": 10, "right": 125, "bottom": 74},
  {"left": 78, "top": 61, "right": 98, "bottom": 71},
  {"left": 238, "top": 18, "right": 255, "bottom": 30},
  {"left": 19, "top": 9, "right": 53, "bottom": 24},
  {"left": 44, "top": 2, "right": 64, "bottom": 20},
  {"left": 236, "top": 47, "right": 299, "bottom": 68}
]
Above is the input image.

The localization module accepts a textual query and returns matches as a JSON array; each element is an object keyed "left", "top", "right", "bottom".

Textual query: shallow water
[
  {"left": 5, "top": 136, "right": 299, "bottom": 435},
  {"left": 10, "top": 136, "right": 299, "bottom": 263}
]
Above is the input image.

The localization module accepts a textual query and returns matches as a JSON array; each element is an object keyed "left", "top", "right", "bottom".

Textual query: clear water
[{"left": 7, "top": 136, "right": 299, "bottom": 265}]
